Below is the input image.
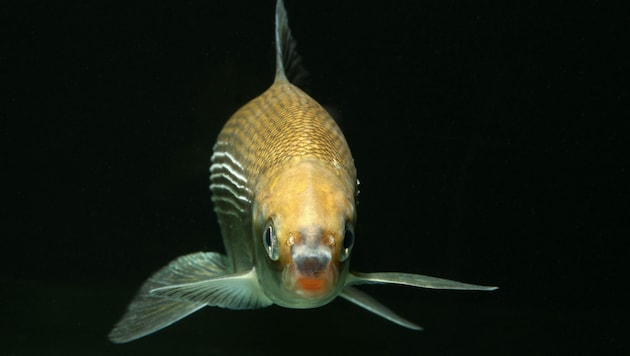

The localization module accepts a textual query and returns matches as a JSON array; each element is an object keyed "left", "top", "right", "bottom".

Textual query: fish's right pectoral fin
[
  {"left": 149, "top": 267, "right": 273, "bottom": 310},
  {"left": 108, "top": 290, "right": 206, "bottom": 344},
  {"left": 109, "top": 252, "right": 272, "bottom": 343}
]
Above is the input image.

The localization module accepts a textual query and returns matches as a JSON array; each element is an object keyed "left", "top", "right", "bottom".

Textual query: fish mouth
[{"left": 282, "top": 261, "right": 338, "bottom": 298}]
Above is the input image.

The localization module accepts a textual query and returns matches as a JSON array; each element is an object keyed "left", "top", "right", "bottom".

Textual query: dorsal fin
[{"left": 274, "top": 0, "right": 308, "bottom": 87}]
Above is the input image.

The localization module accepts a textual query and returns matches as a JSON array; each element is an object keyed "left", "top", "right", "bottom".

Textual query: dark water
[{"left": 4, "top": 1, "right": 626, "bottom": 354}]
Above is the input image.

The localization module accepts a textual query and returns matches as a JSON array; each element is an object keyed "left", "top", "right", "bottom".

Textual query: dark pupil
[
  {"left": 343, "top": 228, "right": 354, "bottom": 249},
  {"left": 264, "top": 226, "right": 273, "bottom": 248}
]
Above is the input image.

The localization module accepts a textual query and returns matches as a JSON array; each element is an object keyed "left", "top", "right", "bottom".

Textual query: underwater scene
[{"left": 4, "top": 1, "right": 625, "bottom": 354}]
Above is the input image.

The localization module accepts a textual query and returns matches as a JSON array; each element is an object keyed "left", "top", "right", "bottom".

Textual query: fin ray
[
  {"left": 108, "top": 251, "right": 229, "bottom": 343},
  {"left": 150, "top": 268, "right": 273, "bottom": 310},
  {"left": 108, "top": 294, "right": 205, "bottom": 343},
  {"left": 347, "top": 272, "right": 499, "bottom": 291},
  {"left": 340, "top": 286, "right": 422, "bottom": 331},
  {"left": 109, "top": 252, "right": 271, "bottom": 343}
]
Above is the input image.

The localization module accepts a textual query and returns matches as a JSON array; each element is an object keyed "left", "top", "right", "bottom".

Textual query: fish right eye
[{"left": 263, "top": 223, "right": 279, "bottom": 261}]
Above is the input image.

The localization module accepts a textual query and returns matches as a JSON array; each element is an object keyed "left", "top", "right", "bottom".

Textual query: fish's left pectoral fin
[
  {"left": 347, "top": 271, "right": 499, "bottom": 291},
  {"left": 150, "top": 268, "right": 273, "bottom": 310},
  {"left": 340, "top": 286, "right": 422, "bottom": 331}
]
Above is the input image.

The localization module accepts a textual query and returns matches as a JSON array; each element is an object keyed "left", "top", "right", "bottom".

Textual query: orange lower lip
[{"left": 297, "top": 277, "right": 326, "bottom": 291}]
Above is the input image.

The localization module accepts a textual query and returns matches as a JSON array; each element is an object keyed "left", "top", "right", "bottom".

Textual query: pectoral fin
[
  {"left": 109, "top": 252, "right": 272, "bottom": 343},
  {"left": 347, "top": 272, "right": 498, "bottom": 291},
  {"left": 340, "top": 271, "right": 497, "bottom": 330},
  {"left": 108, "top": 292, "right": 206, "bottom": 343},
  {"left": 150, "top": 268, "right": 272, "bottom": 310},
  {"left": 340, "top": 286, "right": 422, "bottom": 330}
]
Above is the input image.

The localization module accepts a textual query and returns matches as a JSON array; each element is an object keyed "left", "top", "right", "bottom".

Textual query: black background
[{"left": 3, "top": 1, "right": 627, "bottom": 354}]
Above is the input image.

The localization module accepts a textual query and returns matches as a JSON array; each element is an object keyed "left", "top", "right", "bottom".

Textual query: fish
[{"left": 108, "top": 0, "right": 497, "bottom": 343}]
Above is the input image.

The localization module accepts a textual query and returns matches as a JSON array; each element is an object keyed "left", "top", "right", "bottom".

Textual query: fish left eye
[
  {"left": 339, "top": 225, "right": 355, "bottom": 262},
  {"left": 262, "top": 223, "right": 279, "bottom": 261}
]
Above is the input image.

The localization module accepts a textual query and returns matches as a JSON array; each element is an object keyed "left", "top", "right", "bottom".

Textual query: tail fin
[{"left": 274, "top": 0, "right": 308, "bottom": 86}]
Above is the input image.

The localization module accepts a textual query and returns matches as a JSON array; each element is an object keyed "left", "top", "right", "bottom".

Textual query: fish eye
[
  {"left": 340, "top": 225, "right": 355, "bottom": 262},
  {"left": 263, "top": 223, "right": 279, "bottom": 261}
]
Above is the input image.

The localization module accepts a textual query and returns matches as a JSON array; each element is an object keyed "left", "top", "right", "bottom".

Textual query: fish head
[{"left": 253, "top": 159, "right": 356, "bottom": 308}]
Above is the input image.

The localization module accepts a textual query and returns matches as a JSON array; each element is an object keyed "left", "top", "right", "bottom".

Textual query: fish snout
[
  {"left": 294, "top": 251, "right": 331, "bottom": 277},
  {"left": 288, "top": 243, "right": 336, "bottom": 296}
]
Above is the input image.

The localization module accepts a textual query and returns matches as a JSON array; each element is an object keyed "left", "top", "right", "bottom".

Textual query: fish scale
[{"left": 212, "top": 82, "right": 355, "bottom": 185}]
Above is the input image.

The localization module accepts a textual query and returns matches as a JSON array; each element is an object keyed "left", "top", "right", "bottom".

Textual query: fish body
[
  {"left": 109, "top": 0, "right": 496, "bottom": 343},
  {"left": 210, "top": 77, "right": 357, "bottom": 307}
]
